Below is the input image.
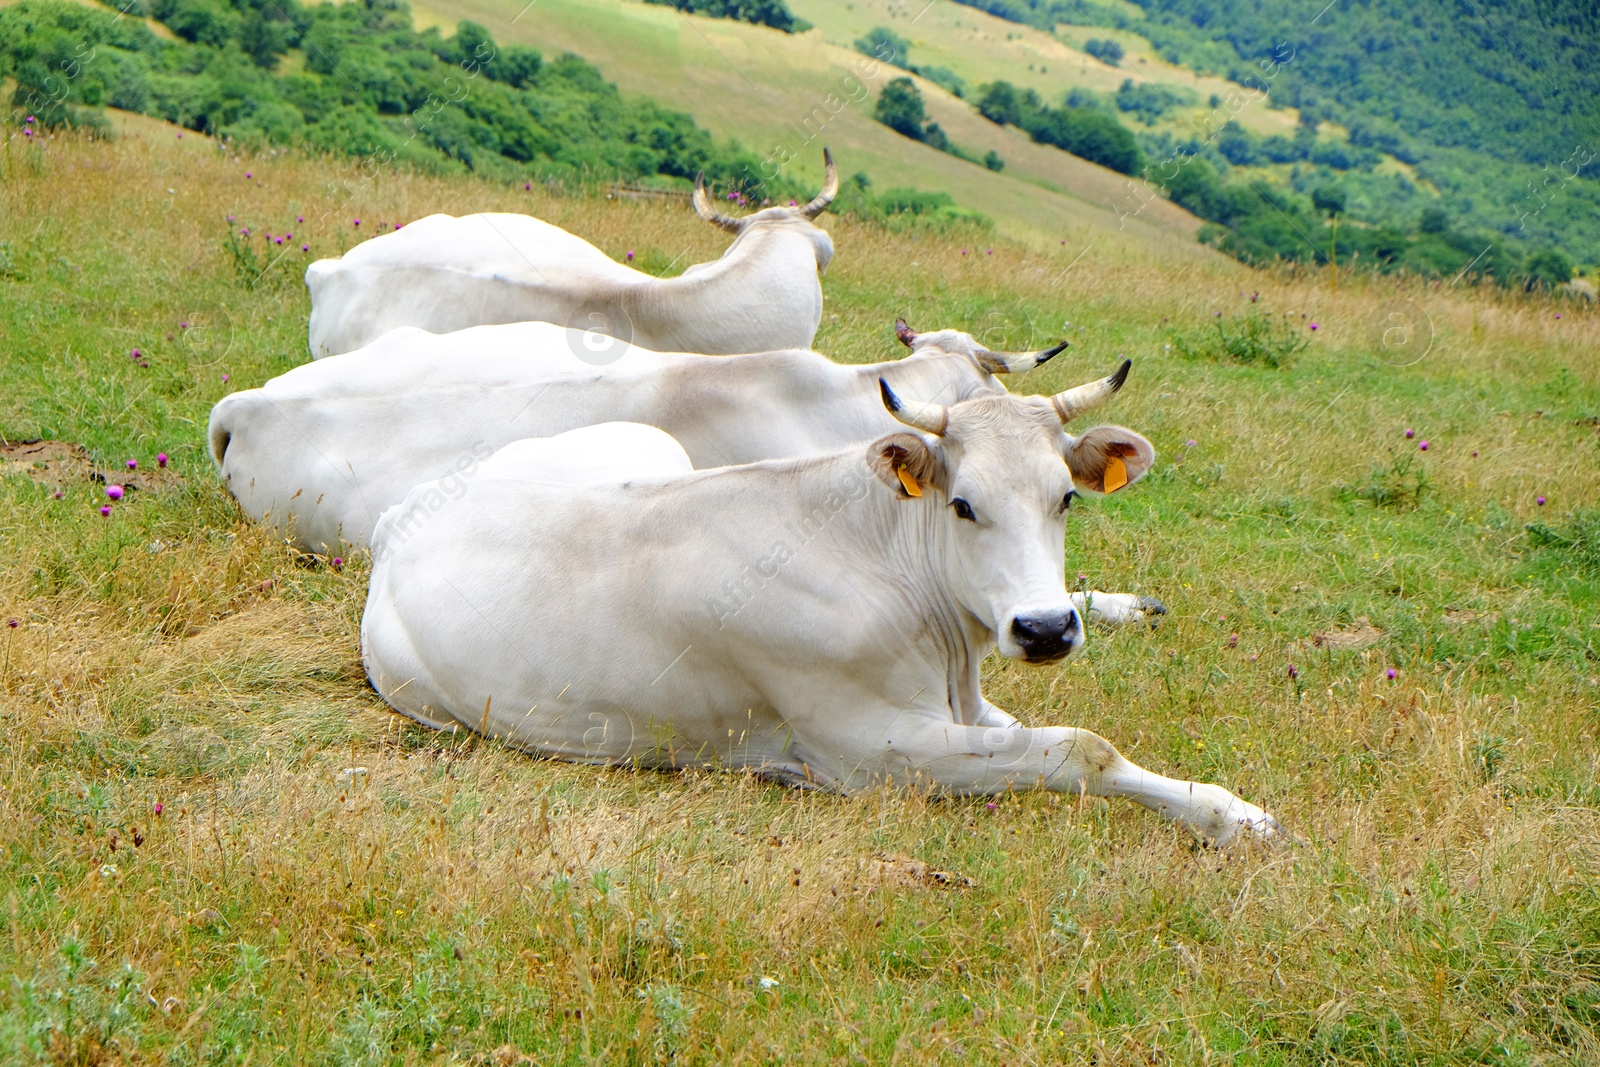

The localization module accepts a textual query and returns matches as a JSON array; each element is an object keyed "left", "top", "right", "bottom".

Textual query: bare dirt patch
[
  {"left": 1312, "top": 618, "right": 1384, "bottom": 650},
  {"left": 1, "top": 438, "right": 93, "bottom": 485},
  {"left": 0, "top": 437, "right": 185, "bottom": 491}
]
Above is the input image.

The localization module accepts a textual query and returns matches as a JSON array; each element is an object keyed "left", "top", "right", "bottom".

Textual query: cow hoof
[
  {"left": 1207, "top": 803, "right": 1280, "bottom": 848},
  {"left": 1138, "top": 596, "right": 1168, "bottom": 626}
]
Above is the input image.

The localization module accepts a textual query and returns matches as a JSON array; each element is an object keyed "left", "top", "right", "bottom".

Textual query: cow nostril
[{"left": 1012, "top": 614, "right": 1072, "bottom": 643}]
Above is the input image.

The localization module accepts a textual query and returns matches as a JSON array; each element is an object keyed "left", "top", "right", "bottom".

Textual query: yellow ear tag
[
  {"left": 1102, "top": 455, "right": 1128, "bottom": 493},
  {"left": 896, "top": 465, "right": 922, "bottom": 497}
]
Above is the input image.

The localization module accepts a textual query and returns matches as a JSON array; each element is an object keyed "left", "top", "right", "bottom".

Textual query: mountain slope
[{"left": 404, "top": 0, "right": 1214, "bottom": 257}]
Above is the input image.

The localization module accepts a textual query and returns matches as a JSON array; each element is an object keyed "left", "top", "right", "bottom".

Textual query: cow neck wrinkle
[
  {"left": 672, "top": 447, "right": 988, "bottom": 720},
  {"left": 646, "top": 223, "right": 820, "bottom": 290}
]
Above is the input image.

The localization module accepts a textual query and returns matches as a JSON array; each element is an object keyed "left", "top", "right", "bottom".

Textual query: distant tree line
[
  {"left": 0, "top": 0, "right": 792, "bottom": 193},
  {"left": 642, "top": 0, "right": 809, "bottom": 34},
  {"left": 975, "top": 80, "right": 1142, "bottom": 175}
]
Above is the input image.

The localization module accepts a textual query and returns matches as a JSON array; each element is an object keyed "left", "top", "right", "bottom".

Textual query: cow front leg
[
  {"left": 1071, "top": 590, "right": 1167, "bottom": 627},
  {"left": 859, "top": 720, "right": 1277, "bottom": 846}
]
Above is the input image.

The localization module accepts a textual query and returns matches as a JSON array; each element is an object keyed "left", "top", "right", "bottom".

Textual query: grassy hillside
[
  {"left": 3, "top": 120, "right": 1599, "bottom": 1063},
  {"left": 789, "top": 0, "right": 1301, "bottom": 139},
  {"left": 397, "top": 0, "right": 1210, "bottom": 256}
]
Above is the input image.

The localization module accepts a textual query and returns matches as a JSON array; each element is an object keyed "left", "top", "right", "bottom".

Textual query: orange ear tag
[
  {"left": 896, "top": 466, "right": 923, "bottom": 497},
  {"left": 1102, "top": 455, "right": 1128, "bottom": 493}
]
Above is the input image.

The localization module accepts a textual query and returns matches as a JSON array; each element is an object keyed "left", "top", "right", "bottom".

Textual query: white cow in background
[
  {"left": 208, "top": 320, "right": 1165, "bottom": 625},
  {"left": 305, "top": 151, "right": 840, "bottom": 358},
  {"left": 361, "top": 367, "right": 1276, "bottom": 846}
]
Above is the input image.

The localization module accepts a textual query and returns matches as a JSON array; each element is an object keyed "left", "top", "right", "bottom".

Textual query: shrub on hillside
[
  {"left": 1169, "top": 309, "right": 1311, "bottom": 369},
  {"left": 643, "top": 0, "right": 810, "bottom": 33},
  {"left": 1083, "top": 37, "right": 1124, "bottom": 65},
  {"left": 974, "top": 79, "right": 1142, "bottom": 175}
]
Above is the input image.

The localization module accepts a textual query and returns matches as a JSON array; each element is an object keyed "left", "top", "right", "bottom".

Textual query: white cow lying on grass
[
  {"left": 208, "top": 320, "right": 1164, "bottom": 626},
  {"left": 361, "top": 373, "right": 1276, "bottom": 845},
  {"left": 305, "top": 151, "right": 840, "bottom": 358}
]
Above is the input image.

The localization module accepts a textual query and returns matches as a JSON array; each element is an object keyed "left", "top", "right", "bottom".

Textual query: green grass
[{"left": 1, "top": 118, "right": 1599, "bottom": 1064}]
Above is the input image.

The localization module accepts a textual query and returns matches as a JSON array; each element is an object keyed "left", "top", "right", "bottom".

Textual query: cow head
[
  {"left": 870, "top": 361, "right": 1153, "bottom": 663},
  {"left": 692, "top": 149, "right": 838, "bottom": 274},
  {"left": 893, "top": 317, "right": 1066, "bottom": 378}
]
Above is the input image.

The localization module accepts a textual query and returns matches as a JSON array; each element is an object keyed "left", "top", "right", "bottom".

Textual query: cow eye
[
  {"left": 951, "top": 498, "right": 976, "bottom": 522},
  {"left": 1062, "top": 490, "right": 1079, "bottom": 513}
]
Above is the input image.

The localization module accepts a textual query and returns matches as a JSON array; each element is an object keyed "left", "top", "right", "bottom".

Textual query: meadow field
[{"left": 1, "top": 118, "right": 1598, "bottom": 1064}]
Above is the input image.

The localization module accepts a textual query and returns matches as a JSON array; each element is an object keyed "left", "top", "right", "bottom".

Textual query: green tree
[
  {"left": 1312, "top": 186, "right": 1346, "bottom": 217},
  {"left": 1523, "top": 248, "right": 1574, "bottom": 291},
  {"left": 1418, "top": 206, "right": 1451, "bottom": 234},
  {"left": 1083, "top": 38, "right": 1124, "bottom": 65},
  {"left": 854, "top": 25, "right": 908, "bottom": 66},
  {"left": 875, "top": 77, "right": 928, "bottom": 141},
  {"left": 976, "top": 80, "right": 1022, "bottom": 126}
]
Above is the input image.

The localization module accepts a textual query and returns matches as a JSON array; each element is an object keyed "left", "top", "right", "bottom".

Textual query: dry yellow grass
[{"left": 1, "top": 116, "right": 1598, "bottom": 1064}]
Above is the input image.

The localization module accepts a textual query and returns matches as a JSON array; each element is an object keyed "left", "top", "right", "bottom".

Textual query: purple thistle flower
[
  {"left": 54, "top": 490, "right": 62, "bottom": 499},
  {"left": 24, "top": 116, "right": 34, "bottom": 124},
  {"left": 626, "top": 250, "right": 634, "bottom": 260},
  {"left": 126, "top": 460, "right": 137, "bottom": 471},
  {"left": 106, "top": 485, "right": 124, "bottom": 500},
  {"left": 227, "top": 215, "right": 234, "bottom": 223},
  {"left": 985, "top": 802, "right": 996, "bottom": 810},
  {"left": 99, "top": 505, "right": 111, "bottom": 517},
  {"left": 1287, "top": 664, "right": 1298, "bottom": 680},
  {"left": 221, "top": 374, "right": 229, "bottom": 382},
  {"left": 331, "top": 557, "right": 343, "bottom": 568},
  {"left": 1387, "top": 668, "right": 1397, "bottom": 679},
  {"left": 1228, "top": 633, "right": 1239, "bottom": 647},
  {"left": 1537, "top": 496, "right": 1547, "bottom": 506},
  {"left": 7, "top": 618, "right": 17, "bottom": 628},
  {"left": 302, "top": 244, "right": 309, "bottom": 252},
  {"left": 1309, "top": 322, "right": 1319, "bottom": 330},
  {"left": 240, "top": 228, "right": 249, "bottom": 237},
  {"left": 297, "top": 215, "right": 303, "bottom": 223},
  {"left": 353, "top": 219, "right": 360, "bottom": 227},
  {"left": 1419, "top": 441, "right": 1429, "bottom": 451},
  {"left": 245, "top": 172, "right": 252, "bottom": 179},
  {"left": 1186, "top": 439, "right": 1197, "bottom": 448},
  {"left": 275, "top": 237, "right": 283, "bottom": 245},
  {"left": 153, "top": 802, "right": 162, "bottom": 815},
  {"left": 131, "top": 348, "right": 141, "bottom": 358},
  {"left": 157, "top": 453, "right": 168, "bottom": 467},
  {"left": 525, "top": 182, "right": 531, "bottom": 190},
  {"left": 1404, "top": 428, "right": 1414, "bottom": 438}
]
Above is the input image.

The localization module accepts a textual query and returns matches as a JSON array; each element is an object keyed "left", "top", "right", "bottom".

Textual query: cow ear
[
  {"left": 869, "top": 433, "right": 943, "bottom": 499},
  {"left": 1066, "top": 426, "right": 1155, "bottom": 494}
]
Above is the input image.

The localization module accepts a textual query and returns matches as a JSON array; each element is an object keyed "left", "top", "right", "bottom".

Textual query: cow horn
[
  {"left": 977, "top": 340, "right": 1069, "bottom": 374},
  {"left": 879, "top": 378, "right": 948, "bottom": 436},
  {"left": 894, "top": 317, "right": 918, "bottom": 348},
  {"left": 1049, "top": 358, "right": 1131, "bottom": 424},
  {"left": 693, "top": 172, "right": 743, "bottom": 233},
  {"left": 797, "top": 148, "right": 839, "bottom": 219}
]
